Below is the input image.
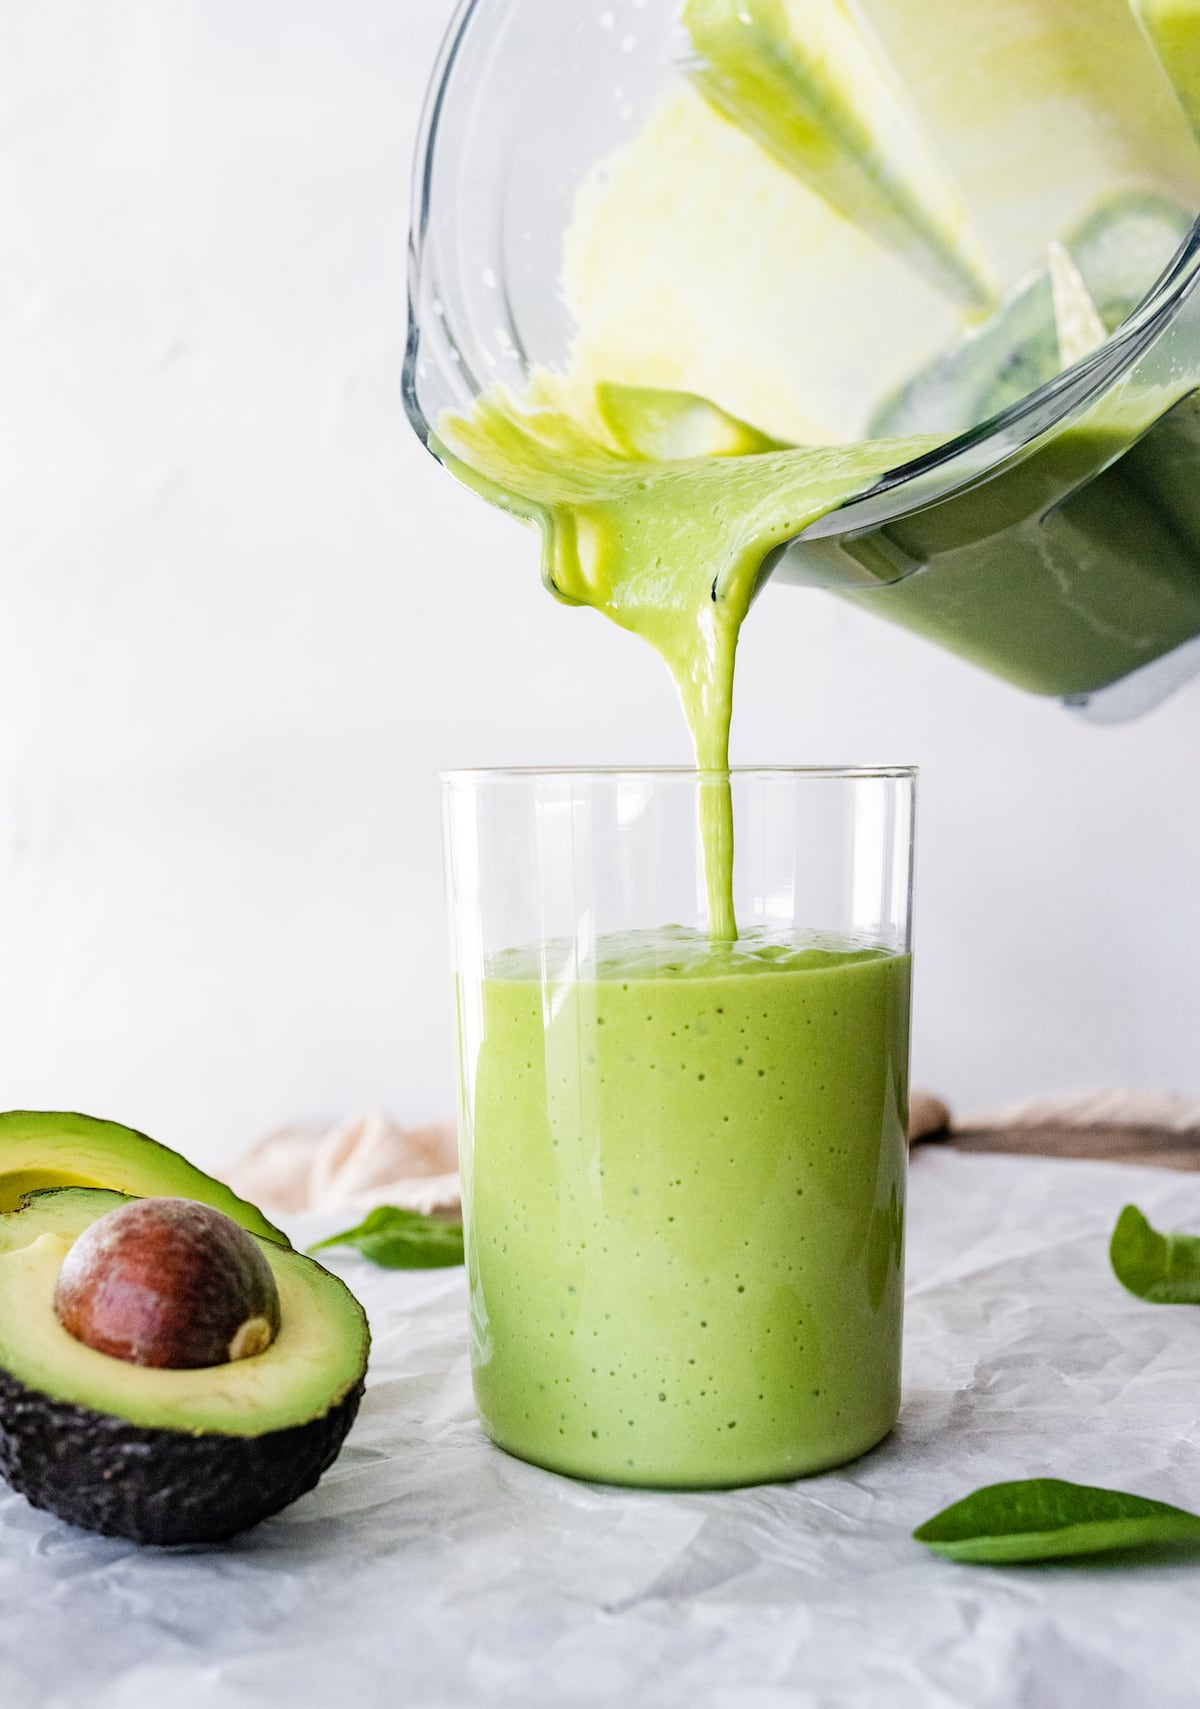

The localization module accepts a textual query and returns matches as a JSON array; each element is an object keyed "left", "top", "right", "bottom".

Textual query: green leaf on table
[
  {"left": 1110, "top": 1203, "right": 1200, "bottom": 1303},
  {"left": 308, "top": 1205, "right": 464, "bottom": 1269},
  {"left": 914, "top": 1478, "right": 1200, "bottom": 1564}
]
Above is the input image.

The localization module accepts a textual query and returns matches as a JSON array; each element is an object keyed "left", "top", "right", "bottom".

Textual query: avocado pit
[{"left": 54, "top": 1197, "right": 281, "bottom": 1369}]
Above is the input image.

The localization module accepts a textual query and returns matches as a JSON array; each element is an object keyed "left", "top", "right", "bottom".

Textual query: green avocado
[
  {"left": 0, "top": 1111, "right": 287, "bottom": 1245},
  {"left": 0, "top": 1188, "right": 369, "bottom": 1544}
]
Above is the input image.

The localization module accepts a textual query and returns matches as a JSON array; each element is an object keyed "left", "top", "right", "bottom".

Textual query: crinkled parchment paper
[{"left": 4, "top": 1151, "right": 1200, "bottom": 1709}]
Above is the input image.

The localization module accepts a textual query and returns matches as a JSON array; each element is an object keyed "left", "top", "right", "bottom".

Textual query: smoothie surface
[{"left": 487, "top": 921, "right": 900, "bottom": 982}]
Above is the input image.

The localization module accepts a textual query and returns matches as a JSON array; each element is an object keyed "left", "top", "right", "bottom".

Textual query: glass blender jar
[{"left": 404, "top": 0, "right": 1200, "bottom": 720}]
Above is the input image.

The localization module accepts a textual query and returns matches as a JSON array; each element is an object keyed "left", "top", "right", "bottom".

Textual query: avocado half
[
  {"left": 0, "top": 1111, "right": 287, "bottom": 1245},
  {"left": 0, "top": 1188, "right": 368, "bottom": 1544}
]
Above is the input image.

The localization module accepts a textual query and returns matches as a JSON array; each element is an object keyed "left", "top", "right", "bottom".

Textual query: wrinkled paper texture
[{"left": 4, "top": 1151, "right": 1200, "bottom": 1708}]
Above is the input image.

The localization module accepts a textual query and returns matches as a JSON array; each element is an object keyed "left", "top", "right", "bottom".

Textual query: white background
[{"left": 1, "top": 1, "right": 1197, "bottom": 1172}]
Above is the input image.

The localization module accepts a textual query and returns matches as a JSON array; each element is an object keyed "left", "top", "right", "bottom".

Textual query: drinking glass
[{"left": 443, "top": 766, "right": 915, "bottom": 1488}]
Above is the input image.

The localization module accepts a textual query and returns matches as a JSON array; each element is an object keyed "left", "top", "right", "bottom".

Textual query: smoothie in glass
[{"left": 462, "top": 929, "right": 910, "bottom": 1487}]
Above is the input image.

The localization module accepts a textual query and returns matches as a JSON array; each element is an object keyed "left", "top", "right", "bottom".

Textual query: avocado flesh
[
  {"left": 0, "top": 1111, "right": 286, "bottom": 1245},
  {"left": 0, "top": 1188, "right": 364, "bottom": 1433},
  {"left": 0, "top": 1185, "right": 128, "bottom": 1256},
  {"left": 0, "top": 1189, "right": 369, "bottom": 1543}
]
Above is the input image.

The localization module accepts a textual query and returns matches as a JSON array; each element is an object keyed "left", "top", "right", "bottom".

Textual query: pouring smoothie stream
[
  {"left": 435, "top": 0, "right": 1200, "bottom": 928},
  {"left": 426, "top": 0, "right": 1200, "bottom": 1486}
]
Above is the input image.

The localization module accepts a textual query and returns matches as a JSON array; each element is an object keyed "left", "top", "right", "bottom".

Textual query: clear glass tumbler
[{"left": 442, "top": 767, "right": 915, "bottom": 1489}]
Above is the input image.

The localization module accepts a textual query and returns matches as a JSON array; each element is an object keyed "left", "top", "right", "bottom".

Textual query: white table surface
[{"left": 4, "top": 1148, "right": 1200, "bottom": 1709}]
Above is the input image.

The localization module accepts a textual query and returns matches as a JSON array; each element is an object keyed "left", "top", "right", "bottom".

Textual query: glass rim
[{"left": 441, "top": 764, "right": 918, "bottom": 786}]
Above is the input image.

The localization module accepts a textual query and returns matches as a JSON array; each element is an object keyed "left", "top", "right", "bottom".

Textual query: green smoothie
[
  {"left": 436, "top": 0, "right": 1200, "bottom": 1489},
  {"left": 462, "top": 929, "right": 910, "bottom": 1486}
]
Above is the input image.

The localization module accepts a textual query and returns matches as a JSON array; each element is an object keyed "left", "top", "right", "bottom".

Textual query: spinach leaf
[
  {"left": 309, "top": 1205, "right": 464, "bottom": 1269},
  {"left": 914, "top": 1478, "right": 1200, "bottom": 1564},
  {"left": 1110, "top": 1203, "right": 1200, "bottom": 1304}
]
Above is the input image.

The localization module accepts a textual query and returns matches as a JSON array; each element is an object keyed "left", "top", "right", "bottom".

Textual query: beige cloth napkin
[
  {"left": 223, "top": 1110, "right": 461, "bottom": 1219},
  {"left": 955, "top": 1089, "right": 1200, "bottom": 1134}
]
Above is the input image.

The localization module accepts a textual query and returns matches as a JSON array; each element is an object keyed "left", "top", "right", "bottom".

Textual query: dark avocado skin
[{"left": 0, "top": 1366, "right": 365, "bottom": 1544}]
